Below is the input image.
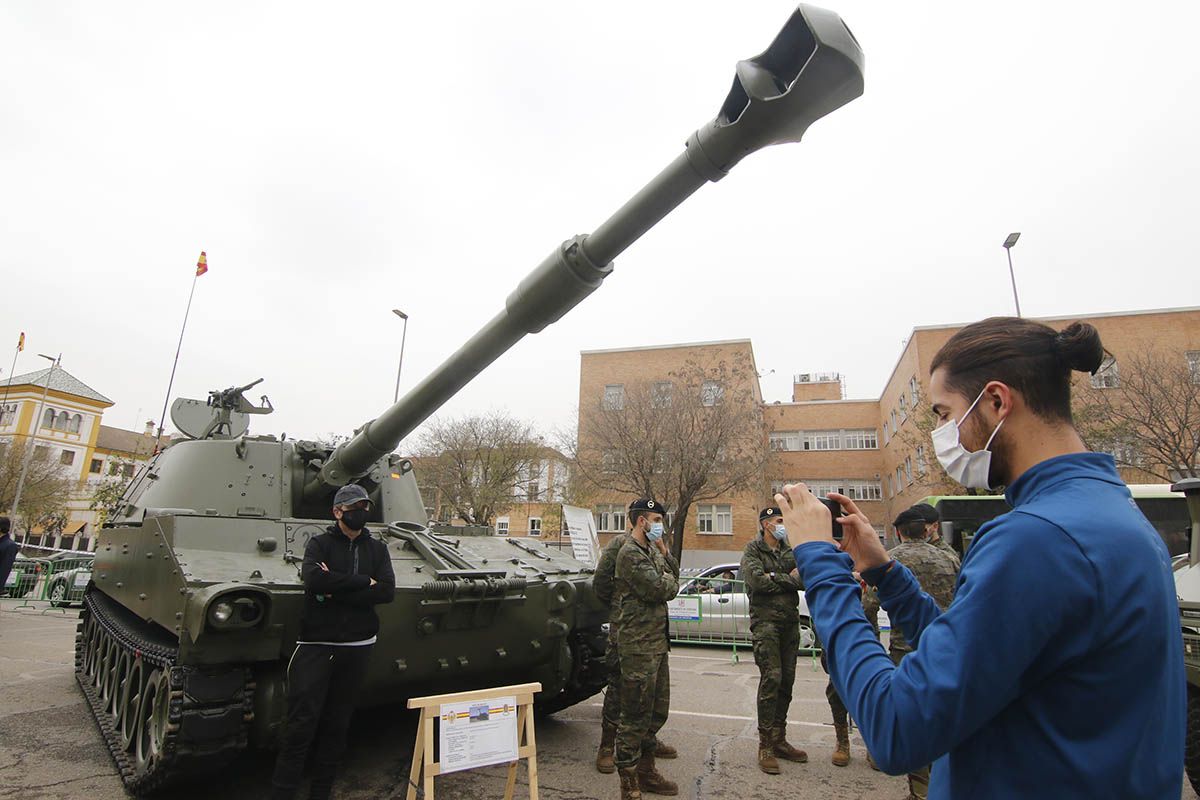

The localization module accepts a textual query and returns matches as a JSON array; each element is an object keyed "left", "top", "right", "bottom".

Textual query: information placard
[
  {"left": 666, "top": 596, "right": 701, "bottom": 621},
  {"left": 438, "top": 695, "right": 519, "bottom": 774},
  {"left": 560, "top": 505, "right": 600, "bottom": 567}
]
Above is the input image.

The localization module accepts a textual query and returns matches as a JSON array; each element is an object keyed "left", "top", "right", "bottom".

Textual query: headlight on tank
[{"left": 207, "top": 594, "right": 266, "bottom": 630}]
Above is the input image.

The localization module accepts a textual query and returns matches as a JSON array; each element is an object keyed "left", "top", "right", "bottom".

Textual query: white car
[{"left": 669, "top": 562, "right": 817, "bottom": 650}]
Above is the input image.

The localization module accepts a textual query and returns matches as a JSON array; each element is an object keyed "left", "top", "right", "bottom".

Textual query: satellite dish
[{"left": 170, "top": 397, "right": 249, "bottom": 440}]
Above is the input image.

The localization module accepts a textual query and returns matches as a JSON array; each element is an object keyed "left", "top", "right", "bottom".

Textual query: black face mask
[{"left": 340, "top": 507, "right": 369, "bottom": 531}]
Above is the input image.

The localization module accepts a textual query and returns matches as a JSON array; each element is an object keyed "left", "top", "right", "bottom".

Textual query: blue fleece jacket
[{"left": 794, "top": 453, "right": 1184, "bottom": 798}]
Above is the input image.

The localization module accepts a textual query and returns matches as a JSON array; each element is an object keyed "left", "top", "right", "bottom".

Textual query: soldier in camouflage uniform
[
  {"left": 825, "top": 576, "right": 880, "bottom": 767},
  {"left": 592, "top": 504, "right": 677, "bottom": 774},
  {"left": 886, "top": 508, "right": 960, "bottom": 800},
  {"left": 910, "top": 502, "right": 960, "bottom": 567},
  {"left": 741, "top": 506, "right": 809, "bottom": 775},
  {"left": 613, "top": 498, "right": 680, "bottom": 800}
]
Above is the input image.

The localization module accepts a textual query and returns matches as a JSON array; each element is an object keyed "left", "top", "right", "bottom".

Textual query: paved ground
[{"left": 1, "top": 599, "right": 1193, "bottom": 799}]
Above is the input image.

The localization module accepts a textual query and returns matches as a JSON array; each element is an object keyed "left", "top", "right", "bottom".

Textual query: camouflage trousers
[
  {"left": 614, "top": 651, "right": 670, "bottom": 769},
  {"left": 825, "top": 679, "right": 847, "bottom": 725},
  {"left": 751, "top": 620, "right": 799, "bottom": 733},
  {"left": 890, "top": 650, "right": 929, "bottom": 800},
  {"left": 601, "top": 631, "right": 621, "bottom": 728}
]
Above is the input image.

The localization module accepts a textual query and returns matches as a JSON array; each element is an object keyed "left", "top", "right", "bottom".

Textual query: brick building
[{"left": 577, "top": 306, "right": 1200, "bottom": 568}]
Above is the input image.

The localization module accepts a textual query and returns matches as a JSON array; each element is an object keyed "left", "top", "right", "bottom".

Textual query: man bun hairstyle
[{"left": 930, "top": 317, "right": 1108, "bottom": 424}]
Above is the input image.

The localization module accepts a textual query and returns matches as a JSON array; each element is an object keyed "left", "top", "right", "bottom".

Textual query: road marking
[{"left": 587, "top": 703, "right": 829, "bottom": 730}]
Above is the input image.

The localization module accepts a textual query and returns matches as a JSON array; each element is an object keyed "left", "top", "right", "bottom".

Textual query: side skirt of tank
[{"left": 75, "top": 588, "right": 255, "bottom": 795}]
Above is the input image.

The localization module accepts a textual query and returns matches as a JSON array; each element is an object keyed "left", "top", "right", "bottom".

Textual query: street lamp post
[
  {"left": 10, "top": 353, "right": 60, "bottom": 533},
  {"left": 1002, "top": 232, "right": 1022, "bottom": 317},
  {"left": 392, "top": 309, "right": 409, "bottom": 404}
]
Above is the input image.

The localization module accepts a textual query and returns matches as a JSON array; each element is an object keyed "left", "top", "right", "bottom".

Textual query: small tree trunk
[{"left": 670, "top": 502, "right": 690, "bottom": 564}]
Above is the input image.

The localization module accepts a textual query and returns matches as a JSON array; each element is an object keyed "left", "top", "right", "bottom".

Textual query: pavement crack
[{"left": 693, "top": 732, "right": 737, "bottom": 800}]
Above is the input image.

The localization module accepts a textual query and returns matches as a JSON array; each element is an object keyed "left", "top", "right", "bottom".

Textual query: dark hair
[
  {"left": 930, "top": 317, "right": 1106, "bottom": 423},
  {"left": 0, "top": 516, "right": 9, "bottom": 534},
  {"left": 897, "top": 520, "right": 927, "bottom": 540}
]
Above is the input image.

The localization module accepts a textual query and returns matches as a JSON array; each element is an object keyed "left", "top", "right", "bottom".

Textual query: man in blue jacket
[{"left": 779, "top": 317, "right": 1184, "bottom": 799}]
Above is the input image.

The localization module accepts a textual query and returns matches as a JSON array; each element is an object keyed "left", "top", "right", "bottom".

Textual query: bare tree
[
  {"left": 0, "top": 438, "right": 73, "bottom": 535},
  {"left": 893, "top": 395, "right": 970, "bottom": 497},
  {"left": 569, "top": 354, "right": 769, "bottom": 562},
  {"left": 413, "top": 411, "right": 546, "bottom": 526},
  {"left": 1074, "top": 347, "right": 1200, "bottom": 482}
]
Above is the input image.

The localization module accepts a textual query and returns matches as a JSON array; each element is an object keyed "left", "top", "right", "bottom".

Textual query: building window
[
  {"left": 602, "top": 384, "right": 625, "bottom": 411},
  {"left": 60, "top": 450, "right": 75, "bottom": 466},
  {"left": 68, "top": 414, "right": 82, "bottom": 434},
  {"left": 697, "top": 504, "right": 732, "bottom": 534},
  {"left": 846, "top": 481, "right": 883, "bottom": 501},
  {"left": 804, "top": 430, "right": 841, "bottom": 451},
  {"left": 0, "top": 403, "right": 16, "bottom": 426},
  {"left": 909, "top": 376, "right": 920, "bottom": 402},
  {"left": 652, "top": 381, "right": 673, "bottom": 408},
  {"left": 112, "top": 462, "right": 135, "bottom": 478},
  {"left": 895, "top": 466, "right": 904, "bottom": 490},
  {"left": 842, "top": 429, "right": 879, "bottom": 450},
  {"left": 528, "top": 517, "right": 542, "bottom": 537},
  {"left": 496, "top": 516, "right": 510, "bottom": 536},
  {"left": 769, "top": 431, "right": 800, "bottom": 451},
  {"left": 701, "top": 380, "right": 724, "bottom": 406},
  {"left": 805, "top": 480, "right": 845, "bottom": 498},
  {"left": 42, "top": 408, "right": 55, "bottom": 429},
  {"left": 594, "top": 504, "right": 627, "bottom": 532},
  {"left": 898, "top": 393, "right": 908, "bottom": 422},
  {"left": 890, "top": 409, "right": 898, "bottom": 432},
  {"left": 904, "top": 456, "right": 913, "bottom": 485},
  {"left": 1091, "top": 356, "right": 1120, "bottom": 389},
  {"left": 882, "top": 420, "right": 890, "bottom": 445},
  {"left": 90, "top": 458, "right": 103, "bottom": 474},
  {"left": 53, "top": 410, "right": 69, "bottom": 431},
  {"left": 1187, "top": 351, "right": 1200, "bottom": 384},
  {"left": 34, "top": 444, "right": 50, "bottom": 459},
  {"left": 916, "top": 445, "right": 927, "bottom": 475}
]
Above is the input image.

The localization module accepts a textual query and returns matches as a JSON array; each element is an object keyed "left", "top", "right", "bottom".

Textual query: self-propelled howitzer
[{"left": 75, "top": 5, "right": 864, "bottom": 794}]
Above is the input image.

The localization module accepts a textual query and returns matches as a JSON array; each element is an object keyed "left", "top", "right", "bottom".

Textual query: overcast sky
[{"left": 2, "top": 1, "right": 1197, "bottom": 447}]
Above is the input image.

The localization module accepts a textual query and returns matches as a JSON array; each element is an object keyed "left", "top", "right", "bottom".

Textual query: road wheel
[
  {"left": 109, "top": 649, "right": 131, "bottom": 721},
  {"left": 49, "top": 581, "right": 68, "bottom": 607},
  {"left": 1186, "top": 685, "right": 1200, "bottom": 795},
  {"left": 119, "top": 658, "right": 146, "bottom": 751},
  {"left": 134, "top": 669, "right": 168, "bottom": 775}
]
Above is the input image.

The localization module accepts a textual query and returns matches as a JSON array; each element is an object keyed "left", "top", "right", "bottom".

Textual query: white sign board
[
  {"left": 74, "top": 572, "right": 91, "bottom": 588},
  {"left": 666, "top": 596, "right": 701, "bottom": 621},
  {"left": 561, "top": 505, "right": 600, "bottom": 567},
  {"left": 438, "top": 695, "right": 518, "bottom": 774},
  {"left": 4, "top": 569, "right": 19, "bottom": 588}
]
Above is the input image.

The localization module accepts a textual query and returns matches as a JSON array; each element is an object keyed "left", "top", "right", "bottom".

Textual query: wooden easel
[{"left": 405, "top": 681, "right": 541, "bottom": 800}]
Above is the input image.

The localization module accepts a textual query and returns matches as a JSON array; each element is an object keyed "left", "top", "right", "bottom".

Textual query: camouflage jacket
[
  {"left": 887, "top": 540, "right": 959, "bottom": 654},
  {"left": 929, "top": 535, "right": 961, "bottom": 568},
  {"left": 613, "top": 538, "right": 680, "bottom": 655},
  {"left": 862, "top": 584, "right": 882, "bottom": 639},
  {"left": 741, "top": 536, "right": 802, "bottom": 625},
  {"left": 593, "top": 533, "right": 630, "bottom": 609}
]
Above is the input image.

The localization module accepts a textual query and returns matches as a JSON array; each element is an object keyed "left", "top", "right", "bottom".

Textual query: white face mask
[
  {"left": 771, "top": 524, "right": 787, "bottom": 541},
  {"left": 932, "top": 387, "right": 1005, "bottom": 491}
]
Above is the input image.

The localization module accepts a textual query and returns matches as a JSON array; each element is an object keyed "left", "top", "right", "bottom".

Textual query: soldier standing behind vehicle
[
  {"left": 910, "top": 502, "right": 960, "bottom": 567},
  {"left": 612, "top": 498, "right": 679, "bottom": 800},
  {"left": 593, "top": 500, "right": 677, "bottom": 775},
  {"left": 885, "top": 508, "right": 959, "bottom": 800},
  {"left": 741, "top": 506, "right": 808, "bottom": 775}
]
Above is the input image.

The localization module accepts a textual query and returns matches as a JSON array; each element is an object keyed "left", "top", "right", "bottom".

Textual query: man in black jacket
[{"left": 271, "top": 484, "right": 396, "bottom": 800}]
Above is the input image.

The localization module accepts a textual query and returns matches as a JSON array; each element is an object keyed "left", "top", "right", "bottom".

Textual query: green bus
[{"left": 920, "top": 484, "right": 1191, "bottom": 557}]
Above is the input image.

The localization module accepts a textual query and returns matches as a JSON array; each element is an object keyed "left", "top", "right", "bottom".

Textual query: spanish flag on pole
[
  {"left": 17, "top": 332, "right": 24, "bottom": 352},
  {"left": 196, "top": 251, "right": 208, "bottom": 277}
]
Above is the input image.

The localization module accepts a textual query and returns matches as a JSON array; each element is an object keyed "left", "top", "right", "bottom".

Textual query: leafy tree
[
  {"left": 413, "top": 411, "right": 545, "bottom": 526},
  {"left": 0, "top": 438, "right": 72, "bottom": 535},
  {"left": 569, "top": 353, "right": 768, "bottom": 563}
]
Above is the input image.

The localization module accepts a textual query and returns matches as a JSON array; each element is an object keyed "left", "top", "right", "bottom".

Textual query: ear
[{"left": 982, "top": 380, "right": 1016, "bottom": 419}]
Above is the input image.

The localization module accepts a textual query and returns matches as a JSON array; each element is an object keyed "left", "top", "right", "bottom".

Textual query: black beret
[
  {"left": 759, "top": 506, "right": 782, "bottom": 522},
  {"left": 892, "top": 508, "right": 924, "bottom": 527},
  {"left": 910, "top": 503, "right": 940, "bottom": 524},
  {"left": 629, "top": 498, "right": 665, "bottom": 515}
]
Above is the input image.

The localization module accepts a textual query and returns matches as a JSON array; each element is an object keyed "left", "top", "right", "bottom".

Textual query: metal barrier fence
[
  {"left": 2, "top": 544, "right": 94, "bottom": 612},
  {"left": 667, "top": 576, "right": 821, "bottom": 664}
]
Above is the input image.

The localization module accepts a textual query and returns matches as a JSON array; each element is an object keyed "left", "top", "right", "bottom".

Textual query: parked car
[
  {"left": 44, "top": 554, "right": 94, "bottom": 607},
  {"left": 3, "top": 556, "right": 42, "bottom": 598},
  {"left": 669, "top": 562, "right": 817, "bottom": 650}
]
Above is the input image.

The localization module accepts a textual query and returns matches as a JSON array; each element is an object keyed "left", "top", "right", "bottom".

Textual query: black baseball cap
[
  {"left": 333, "top": 484, "right": 371, "bottom": 507},
  {"left": 759, "top": 506, "right": 782, "bottom": 522}
]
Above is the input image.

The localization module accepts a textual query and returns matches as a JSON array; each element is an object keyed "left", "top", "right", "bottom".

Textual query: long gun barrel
[{"left": 304, "top": 4, "right": 864, "bottom": 499}]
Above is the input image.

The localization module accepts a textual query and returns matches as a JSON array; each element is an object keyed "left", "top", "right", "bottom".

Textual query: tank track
[
  {"left": 75, "top": 588, "right": 255, "bottom": 795},
  {"left": 536, "top": 626, "right": 609, "bottom": 715}
]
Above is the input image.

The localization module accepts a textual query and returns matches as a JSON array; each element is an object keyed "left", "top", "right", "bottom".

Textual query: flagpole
[
  {"left": 0, "top": 338, "right": 19, "bottom": 418},
  {"left": 155, "top": 256, "right": 204, "bottom": 451}
]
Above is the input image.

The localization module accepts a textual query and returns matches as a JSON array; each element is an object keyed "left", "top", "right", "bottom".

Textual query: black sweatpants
[{"left": 271, "top": 643, "right": 373, "bottom": 799}]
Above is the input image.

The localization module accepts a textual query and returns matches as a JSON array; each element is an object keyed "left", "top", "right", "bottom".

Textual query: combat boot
[
  {"left": 653, "top": 737, "right": 677, "bottom": 759},
  {"left": 636, "top": 750, "right": 679, "bottom": 795},
  {"left": 757, "top": 730, "right": 781, "bottom": 775},
  {"left": 596, "top": 721, "right": 617, "bottom": 773},
  {"left": 773, "top": 724, "right": 808, "bottom": 763},
  {"left": 618, "top": 766, "right": 642, "bottom": 800},
  {"left": 831, "top": 720, "right": 850, "bottom": 767}
]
